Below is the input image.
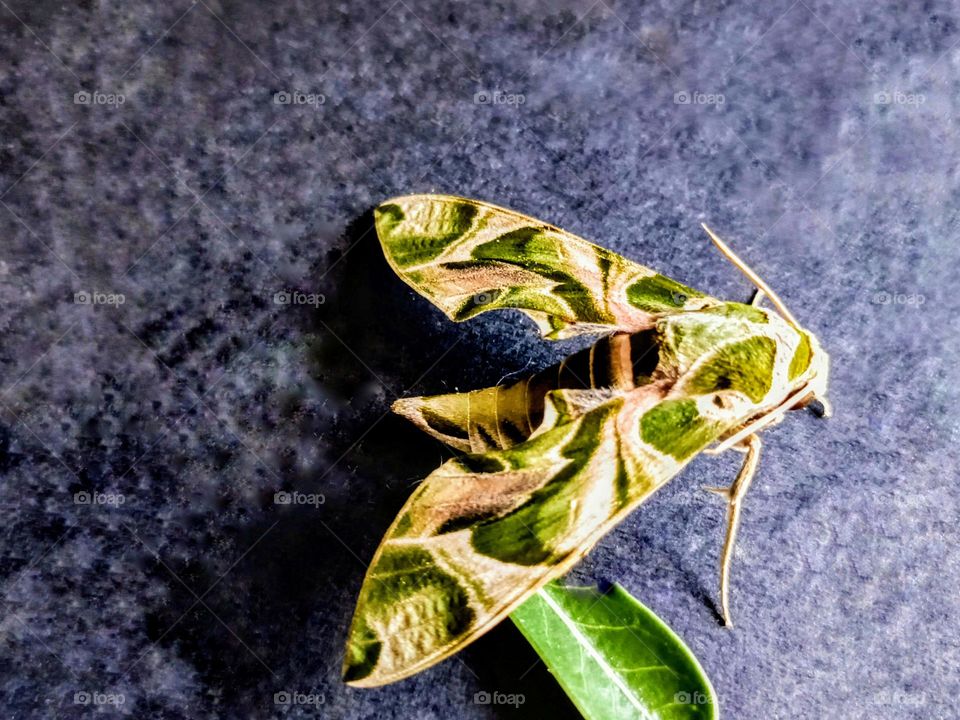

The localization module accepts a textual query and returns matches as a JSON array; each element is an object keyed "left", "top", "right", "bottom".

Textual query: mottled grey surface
[{"left": 0, "top": 1, "right": 958, "bottom": 718}]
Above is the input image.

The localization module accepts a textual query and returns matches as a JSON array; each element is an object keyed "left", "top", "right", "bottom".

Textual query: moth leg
[
  {"left": 750, "top": 288, "right": 766, "bottom": 307},
  {"left": 702, "top": 443, "right": 746, "bottom": 458},
  {"left": 704, "top": 434, "right": 762, "bottom": 627}
]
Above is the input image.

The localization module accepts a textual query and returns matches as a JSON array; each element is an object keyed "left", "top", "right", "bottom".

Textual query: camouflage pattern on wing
[
  {"left": 343, "top": 299, "right": 821, "bottom": 686},
  {"left": 375, "top": 194, "right": 712, "bottom": 339}
]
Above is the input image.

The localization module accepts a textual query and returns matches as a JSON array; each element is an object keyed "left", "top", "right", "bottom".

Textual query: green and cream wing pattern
[
  {"left": 342, "top": 383, "right": 750, "bottom": 688},
  {"left": 344, "top": 193, "right": 823, "bottom": 688},
  {"left": 375, "top": 194, "right": 712, "bottom": 339}
]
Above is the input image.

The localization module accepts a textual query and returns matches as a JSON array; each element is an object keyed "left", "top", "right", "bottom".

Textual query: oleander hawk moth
[{"left": 343, "top": 194, "right": 831, "bottom": 687}]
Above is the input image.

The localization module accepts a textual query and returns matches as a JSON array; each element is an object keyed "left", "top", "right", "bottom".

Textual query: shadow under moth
[{"left": 343, "top": 194, "right": 831, "bottom": 687}]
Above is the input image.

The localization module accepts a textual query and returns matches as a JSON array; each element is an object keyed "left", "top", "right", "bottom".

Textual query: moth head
[
  {"left": 791, "top": 329, "right": 831, "bottom": 418},
  {"left": 700, "top": 223, "right": 831, "bottom": 419}
]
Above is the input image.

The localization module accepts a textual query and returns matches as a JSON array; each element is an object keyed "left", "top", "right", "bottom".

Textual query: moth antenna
[{"left": 700, "top": 223, "right": 800, "bottom": 329}]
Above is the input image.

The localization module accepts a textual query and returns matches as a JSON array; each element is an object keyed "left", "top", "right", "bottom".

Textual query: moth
[{"left": 343, "top": 194, "right": 831, "bottom": 687}]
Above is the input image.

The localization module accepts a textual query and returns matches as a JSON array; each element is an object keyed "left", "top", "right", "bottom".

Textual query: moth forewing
[
  {"left": 374, "top": 194, "right": 712, "bottom": 339},
  {"left": 342, "top": 391, "right": 637, "bottom": 686},
  {"left": 343, "top": 380, "right": 768, "bottom": 686}
]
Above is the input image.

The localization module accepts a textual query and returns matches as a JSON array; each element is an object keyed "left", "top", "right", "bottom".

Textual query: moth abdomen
[{"left": 392, "top": 329, "right": 668, "bottom": 454}]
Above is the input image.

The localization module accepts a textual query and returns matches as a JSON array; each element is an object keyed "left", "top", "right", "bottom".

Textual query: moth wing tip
[
  {"left": 390, "top": 397, "right": 417, "bottom": 416},
  {"left": 341, "top": 664, "right": 398, "bottom": 689}
]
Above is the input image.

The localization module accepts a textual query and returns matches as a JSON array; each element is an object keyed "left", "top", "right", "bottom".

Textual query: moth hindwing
[{"left": 343, "top": 194, "right": 830, "bottom": 687}]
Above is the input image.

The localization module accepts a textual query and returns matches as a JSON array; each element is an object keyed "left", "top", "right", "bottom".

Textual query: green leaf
[{"left": 511, "top": 582, "right": 718, "bottom": 720}]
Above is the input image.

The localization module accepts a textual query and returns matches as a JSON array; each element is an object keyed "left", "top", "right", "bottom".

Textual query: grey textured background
[{"left": 1, "top": 1, "right": 958, "bottom": 718}]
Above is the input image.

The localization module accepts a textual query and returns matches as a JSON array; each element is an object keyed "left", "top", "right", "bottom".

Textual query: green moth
[{"left": 343, "top": 194, "right": 831, "bottom": 687}]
